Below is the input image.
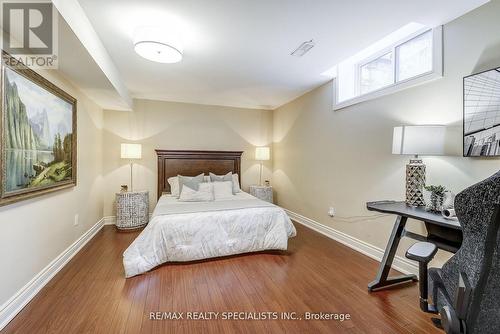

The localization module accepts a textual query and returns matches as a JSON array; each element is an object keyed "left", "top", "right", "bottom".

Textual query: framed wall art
[
  {"left": 0, "top": 52, "right": 77, "bottom": 206},
  {"left": 463, "top": 67, "right": 500, "bottom": 157}
]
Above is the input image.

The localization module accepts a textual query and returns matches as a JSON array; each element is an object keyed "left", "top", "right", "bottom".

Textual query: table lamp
[
  {"left": 255, "top": 147, "right": 270, "bottom": 186},
  {"left": 392, "top": 126, "right": 445, "bottom": 206},
  {"left": 121, "top": 143, "right": 142, "bottom": 191}
]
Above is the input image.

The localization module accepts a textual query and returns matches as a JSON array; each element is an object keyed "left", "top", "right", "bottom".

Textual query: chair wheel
[{"left": 440, "top": 306, "right": 461, "bottom": 334}]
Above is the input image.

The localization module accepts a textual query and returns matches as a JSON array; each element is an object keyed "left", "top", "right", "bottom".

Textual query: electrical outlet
[
  {"left": 74, "top": 214, "right": 79, "bottom": 226},
  {"left": 328, "top": 207, "right": 336, "bottom": 217}
]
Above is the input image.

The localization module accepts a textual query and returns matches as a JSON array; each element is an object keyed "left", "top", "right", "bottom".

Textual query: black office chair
[{"left": 406, "top": 170, "right": 500, "bottom": 334}]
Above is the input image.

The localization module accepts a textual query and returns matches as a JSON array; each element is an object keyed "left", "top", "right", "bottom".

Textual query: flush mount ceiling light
[{"left": 133, "top": 26, "right": 183, "bottom": 63}]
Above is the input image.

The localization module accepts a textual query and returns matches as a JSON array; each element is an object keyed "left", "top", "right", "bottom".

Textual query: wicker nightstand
[
  {"left": 115, "top": 191, "right": 149, "bottom": 230},
  {"left": 249, "top": 185, "right": 273, "bottom": 203}
]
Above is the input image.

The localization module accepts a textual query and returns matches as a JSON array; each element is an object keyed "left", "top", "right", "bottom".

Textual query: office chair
[{"left": 406, "top": 170, "right": 500, "bottom": 334}]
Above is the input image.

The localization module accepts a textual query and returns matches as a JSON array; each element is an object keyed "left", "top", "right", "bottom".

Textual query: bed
[{"left": 123, "top": 150, "right": 296, "bottom": 278}]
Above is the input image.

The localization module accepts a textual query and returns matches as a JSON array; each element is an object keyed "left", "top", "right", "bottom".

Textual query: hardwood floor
[{"left": 2, "top": 223, "right": 441, "bottom": 334}]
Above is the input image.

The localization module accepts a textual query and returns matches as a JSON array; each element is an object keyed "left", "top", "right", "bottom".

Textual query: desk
[{"left": 366, "top": 201, "right": 462, "bottom": 292}]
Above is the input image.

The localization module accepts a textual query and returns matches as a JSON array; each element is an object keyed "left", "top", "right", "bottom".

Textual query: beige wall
[
  {"left": 103, "top": 99, "right": 273, "bottom": 216},
  {"left": 0, "top": 71, "right": 104, "bottom": 306},
  {"left": 272, "top": 0, "right": 500, "bottom": 267}
]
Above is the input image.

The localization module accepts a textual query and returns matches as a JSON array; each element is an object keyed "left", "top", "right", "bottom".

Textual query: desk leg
[{"left": 368, "top": 215, "right": 418, "bottom": 292}]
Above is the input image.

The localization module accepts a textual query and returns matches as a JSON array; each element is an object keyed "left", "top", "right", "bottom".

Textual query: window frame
[{"left": 334, "top": 26, "right": 442, "bottom": 110}]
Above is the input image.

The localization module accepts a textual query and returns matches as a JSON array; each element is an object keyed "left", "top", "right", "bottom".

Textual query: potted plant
[{"left": 424, "top": 185, "right": 447, "bottom": 212}]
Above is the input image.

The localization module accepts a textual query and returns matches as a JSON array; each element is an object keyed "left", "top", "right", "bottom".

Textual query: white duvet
[{"left": 123, "top": 192, "right": 296, "bottom": 277}]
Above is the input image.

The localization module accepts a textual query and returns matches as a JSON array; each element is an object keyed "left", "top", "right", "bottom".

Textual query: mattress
[{"left": 123, "top": 192, "right": 296, "bottom": 277}]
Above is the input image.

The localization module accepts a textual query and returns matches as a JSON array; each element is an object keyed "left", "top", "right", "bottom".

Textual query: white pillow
[
  {"left": 232, "top": 174, "right": 241, "bottom": 193},
  {"left": 179, "top": 182, "right": 214, "bottom": 202},
  {"left": 213, "top": 181, "right": 234, "bottom": 200},
  {"left": 168, "top": 174, "right": 207, "bottom": 197},
  {"left": 167, "top": 176, "right": 180, "bottom": 197},
  {"left": 210, "top": 173, "right": 241, "bottom": 193}
]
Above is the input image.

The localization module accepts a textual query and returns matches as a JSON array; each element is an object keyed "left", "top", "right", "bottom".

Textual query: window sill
[{"left": 333, "top": 70, "right": 443, "bottom": 111}]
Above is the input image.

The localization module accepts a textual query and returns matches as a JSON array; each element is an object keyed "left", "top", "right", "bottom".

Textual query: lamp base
[{"left": 406, "top": 158, "right": 426, "bottom": 207}]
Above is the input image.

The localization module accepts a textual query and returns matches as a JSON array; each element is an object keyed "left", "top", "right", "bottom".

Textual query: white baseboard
[
  {"left": 103, "top": 216, "right": 116, "bottom": 225},
  {"left": 0, "top": 217, "right": 106, "bottom": 331},
  {"left": 284, "top": 209, "right": 418, "bottom": 276}
]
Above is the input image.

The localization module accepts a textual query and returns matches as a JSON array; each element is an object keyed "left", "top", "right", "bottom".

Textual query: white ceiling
[
  {"left": 72, "top": 0, "right": 488, "bottom": 110},
  {"left": 58, "top": 18, "right": 131, "bottom": 110}
]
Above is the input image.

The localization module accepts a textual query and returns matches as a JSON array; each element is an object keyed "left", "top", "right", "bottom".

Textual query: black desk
[{"left": 366, "top": 201, "right": 463, "bottom": 292}]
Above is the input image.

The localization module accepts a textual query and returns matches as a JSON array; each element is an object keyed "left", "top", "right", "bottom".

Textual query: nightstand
[
  {"left": 249, "top": 185, "right": 273, "bottom": 203},
  {"left": 115, "top": 191, "right": 149, "bottom": 230}
]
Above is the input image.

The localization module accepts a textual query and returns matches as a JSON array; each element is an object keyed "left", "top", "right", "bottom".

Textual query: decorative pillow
[
  {"left": 179, "top": 182, "right": 214, "bottom": 202},
  {"left": 213, "top": 181, "right": 234, "bottom": 200},
  {"left": 209, "top": 172, "right": 240, "bottom": 194},
  {"left": 167, "top": 176, "right": 180, "bottom": 197},
  {"left": 209, "top": 171, "right": 232, "bottom": 182},
  {"left": 178, "top": 173, "right": 205, "bottom": 195},
  {"left": 169, "top": 174, "right": 209, "bottom": 197},
  {"left": 231, "top": 174, "right": 241, "bottom": 193}
]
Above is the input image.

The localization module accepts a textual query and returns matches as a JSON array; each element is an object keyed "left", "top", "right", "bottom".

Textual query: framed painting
[
  {"left": 463, "top": 67, "right": 500, "bottom": 157},
  {"left": 0, "top": 53, "right": 77, "bottom": 206}
]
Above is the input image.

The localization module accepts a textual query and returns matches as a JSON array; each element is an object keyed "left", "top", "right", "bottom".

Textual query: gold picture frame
[{"left": 0, "top": 52, "right": 77, "bottom": 206}]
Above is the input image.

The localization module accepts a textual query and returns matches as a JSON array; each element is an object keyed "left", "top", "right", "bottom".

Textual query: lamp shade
[
  {"left": 121, "top": 143, "right": 142, "bottom": 159},
  {"left": 392, "top": 126, "right": 445, "bottom": 156},
  {"left": 255, "top": 147, "right": 270, "bottom": 161}
]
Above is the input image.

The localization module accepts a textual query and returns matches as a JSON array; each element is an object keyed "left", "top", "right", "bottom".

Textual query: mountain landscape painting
[{"left": 1, "top": 59, "right": 77, "bottom": 205}]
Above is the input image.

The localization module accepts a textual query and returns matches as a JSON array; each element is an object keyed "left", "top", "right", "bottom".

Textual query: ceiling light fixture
[{"left": 134, "top": 26, "right": 183, "bottom": 63}]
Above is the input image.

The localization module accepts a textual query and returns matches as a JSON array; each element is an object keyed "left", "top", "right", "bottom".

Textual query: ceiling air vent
[{"left": 290, "top": 40, "right": 315, "bottom": 57}]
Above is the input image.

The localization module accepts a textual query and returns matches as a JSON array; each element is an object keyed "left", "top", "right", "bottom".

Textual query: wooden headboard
[{"left": 156, "top": 150, "right": 243, "bottom": 199}]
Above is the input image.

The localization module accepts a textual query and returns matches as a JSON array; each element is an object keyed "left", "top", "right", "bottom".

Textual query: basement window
[{"left": 333, "top": 24, "right": 443, "bottom": 110}]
